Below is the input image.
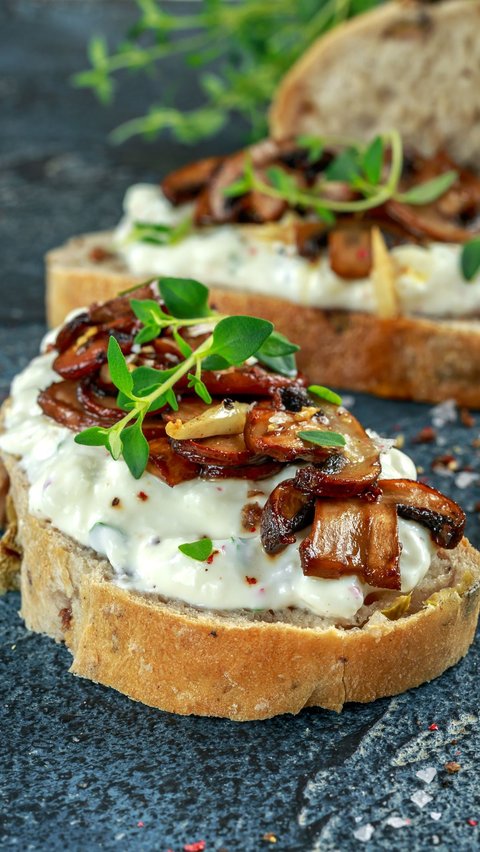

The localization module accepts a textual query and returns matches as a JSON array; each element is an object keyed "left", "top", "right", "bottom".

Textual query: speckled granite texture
[{"left": 1, "top": 3, "right": 479, "bottom": 851}]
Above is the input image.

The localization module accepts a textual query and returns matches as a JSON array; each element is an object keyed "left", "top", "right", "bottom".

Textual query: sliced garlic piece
[
  {"left": 371, "top": 226, "right": 399, "bottom": 319},
  {"left": 165, "top": 400, "right": 250, "bottom": 440}
]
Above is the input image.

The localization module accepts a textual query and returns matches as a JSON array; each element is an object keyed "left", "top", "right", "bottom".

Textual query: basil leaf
[
  {"left": 308, "top": 385, "right": 342, "bottom": 406},
  {"left": 361, "top": 136, "right": 383, "bottom": 186},
  {"left": 395, "top": 170, "right": 458, "bottom": 205},
  {"left": 178, "top": 538, "right": 213, "bottom": 562},
  {"left": 256, "top": 331, "right": 299, "bottom": 377},
  {"left": 74, "top": 426, "right": 109, "bottom": 447},
  {"left": 461, "top": 238, "right": 480, "bottom": 282},
  {"left": 121, "top": 421, "right": 150, "bottom": 479},
  {"left": 326, "top": 148, "right": 361, "bottom": 183},
  {"left": 107, "top": 337, "right": 133, "bottom": 396},
  {"left": 209, "top": 316, "right": 273, "bottom": 365},
  {"left": 297, "top": 430, "right": 346, "bottom": 448},
  {"left": 159, "top": 277, "right": 211, "bottom": 319}
]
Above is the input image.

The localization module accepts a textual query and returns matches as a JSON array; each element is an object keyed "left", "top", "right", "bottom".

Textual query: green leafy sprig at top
[{"left": 73, "top": 0, "right": 383, "bottom": 145}]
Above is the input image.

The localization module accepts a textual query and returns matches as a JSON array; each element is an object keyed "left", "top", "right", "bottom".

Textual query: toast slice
[
  {"left": 3, "top": 454, "right": 480, "bottom": 720},
  {"left": 270, "top": 0, "right": 480, "bottom": 167},
  {"left": 47, "top": 232, "right": 480, "bottom": 408}
]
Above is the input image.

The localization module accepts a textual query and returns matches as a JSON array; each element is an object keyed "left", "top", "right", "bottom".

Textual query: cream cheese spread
[
  {"left": 114, "top": 184, "right": 480, "bottom": 318},
  {"left": 0, "top": 351, "right": 435, "bottom": 620}
]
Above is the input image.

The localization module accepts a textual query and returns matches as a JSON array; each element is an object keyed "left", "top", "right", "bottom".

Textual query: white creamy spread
[
  {"left": 0, "top": 352, "right": 435, "bottom": 620},
  {"left": 114, "top": 184, "right": 480, "bottom": 318}
]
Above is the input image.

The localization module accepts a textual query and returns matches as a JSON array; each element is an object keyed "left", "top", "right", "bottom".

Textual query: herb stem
[{"left": 142, "top": 335, "right": 214, "bottom": 407}]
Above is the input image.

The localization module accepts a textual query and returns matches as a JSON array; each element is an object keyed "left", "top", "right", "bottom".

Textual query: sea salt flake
[
  {"left": 431, "top": 399, "right": 457, "bottom": 428},
  {"left": 411, "top": 790, "right": 433, "bottom": 808},
  {"left": 416, "top": 767, "right": 437, "bottom": 784},
  {"left": 385, "top": 816, "right": 411, "bottom": 828},
  {"left": 455, "top": 471, "right": 478, "bottom": 489},
  {"left": 353, "top": 824, "right": 375, "bottom": 842},
  {"left": 430, "top": 812, "right": 442, "bottom": 821}
]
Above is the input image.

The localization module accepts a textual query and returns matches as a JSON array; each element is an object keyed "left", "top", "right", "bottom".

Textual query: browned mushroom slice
[
  {"left": 201, "top": 460, "right": 283, "bottom": 481},
  {"left": 201, "top": 365, "right": 301, "bottom": 398},
  {"left": 294, "top": 449, "right": 380, "bottom": 497},
  {"left": 261, "top": 479, "right": 315, "bottom": 554},
  {"left": 161, "top": 155, "right": 224, "bottom": 205},
  {"left": 171, "top": 433, "right": 254, "bottom": 467},
  {"left": 299, "top": 499, "right": 401, "bottom": 590},
  {"left": 55, "top": 311, "right": 91, "bottom": 353},
  {"left": 53, "top": 331, "right": 133, "bottom": 381},
  {"left": 38, "top": 380, "right": 116, "bottom": 431},
  {"left": 295, "top": 222, "right": 329, "bottom": 260},
  {"left": 244, "top": 404, "right": 336, "bottom": 462},
  {"left": 235, "top": 186, "right": 288, "bottom": 224},
  {"left": 380, "top": 479, "right": 465, "bottom": 548},
  {"left": 386, "top": 151, "right": 480, "bottom": 242},
  {"left": 77, "top": 378, "right": 124, "bottom": 421},
  {"left": 328, "top": 226, "right": 372, "bottom": 279},
  {"left": 147, "top": 436, "right": 200, "bottom": 487}
]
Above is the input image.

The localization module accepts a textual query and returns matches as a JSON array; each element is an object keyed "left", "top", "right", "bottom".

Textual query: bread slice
[
  {"left": 47, "top": 232, "right": 480, "bottom": 408},
  {"left": 270, "top": 0, "right": 480, "bottom": 168},
  {"left": 2, "top": 449, "right": 480, "bottom": 721}
]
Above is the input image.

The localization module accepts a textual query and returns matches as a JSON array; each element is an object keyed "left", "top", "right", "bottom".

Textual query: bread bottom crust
[
  {"left": 3, "top": 451, "right": 480, "bottom": 721},
  {"left": 47, "top": 233, "right": 480, "bottom": 408}
]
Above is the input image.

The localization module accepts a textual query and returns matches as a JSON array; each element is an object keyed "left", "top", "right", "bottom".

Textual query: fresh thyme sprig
[
  {"left": 73, "top": 0, "right": 383, "bottom": 145},
  {"left": 74, "top": 277, "right": 299, "bottom": 478},
  {"left": 224, "top": 131, "right": 458, "bottom": 219}
]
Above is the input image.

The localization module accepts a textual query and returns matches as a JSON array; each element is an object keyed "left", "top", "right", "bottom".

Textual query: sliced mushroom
[
  {"left": 261, "top": 479, "right": 315, "bottom": 554},
  {"left": 170, "top": 433, "right": 254, "bottom": 467},
  {"left": 328, "top": 226, "right": 372, "bottom": 279},
  {"left": 38, "top": 380, "right": 118, "bottom": 431},
  {"left": 161, "top": 155, "right": 224, "bottom": 205},
  {"left": 147, "top": 436, "right": 200, "bottom": 487},
  {"left": 201, "top": 460, "right": 283, "bottom": 481},
  {"left": 299, "top": 499, "right": 401, "bottom": 590},
  {"left": 53, "top": 330, "right": 134, "bottom": 381},
  {"left": 379, "top": 479, "right": 465, "bottom": 548}
]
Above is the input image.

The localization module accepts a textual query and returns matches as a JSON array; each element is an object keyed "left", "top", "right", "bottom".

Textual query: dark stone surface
[{"left": 0, "top": 3, "right": 479, "bottom": 852}]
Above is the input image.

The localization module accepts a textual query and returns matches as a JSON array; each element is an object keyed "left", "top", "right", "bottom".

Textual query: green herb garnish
[
  {"left": 297, "top": 430, "right": 346, "bottom": 448},
  {"left": 308, "top": 385, "right": 342, "bottom": 406},
  {"left": 461, "top": 238, "right": 480, "bottom": 282},
  {"left": 73, "top": 1, "right": 383, "bottom": 146},
  {"left": 178, "top": 538, "right": 214, "bottom": 562},
  {"left": 128, "top": 218, "right": 192, "bottom": 246},
  {"left": 74, "top": 277, "right": 298, "bottom": 479},
  {"left": 224, "top": 131, "right": 458, "bottom": 219}
]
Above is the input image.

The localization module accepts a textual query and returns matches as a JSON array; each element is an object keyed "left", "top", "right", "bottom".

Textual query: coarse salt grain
[
  {"left": 430, "top": 812, "right": 442, "bottom": 821},
  {"left": 455, "top": 471, "right": 478, "bottom": 489},
  {"left": 431, "top": 399, "right": 457, "bottom": 429},
  {"left": 385, "top": 816, "right": 411, "bottom": 828},
  {"left": 353, "top": 824, "right": 375, "bottom": 842},
  {"left": 416, "top": 767, "right": 437, "bottom": 784},
  {"left": 411, "top": 790, "right": 433, "bottom": 808}
]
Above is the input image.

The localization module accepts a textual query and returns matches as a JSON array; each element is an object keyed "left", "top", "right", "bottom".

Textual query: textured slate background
[{"left": 0, "top": 3, "right": 479, "bottom": 851}]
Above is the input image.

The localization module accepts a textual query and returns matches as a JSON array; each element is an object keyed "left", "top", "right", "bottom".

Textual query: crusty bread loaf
[
  {"left": 2, "top": 448, "right": 480, "bottom": 720},
  {"left": 270, "top": 0, "right": 480, "bottom": 168},
  {"left": 46, "top": 232, "right": 480, "bottom": 408}
]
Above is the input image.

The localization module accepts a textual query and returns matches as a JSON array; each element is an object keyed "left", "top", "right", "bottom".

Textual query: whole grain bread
[
  {"left": 270, "top": 0, "right": 480, "bottom": 168},
  {"left": 2, "top": 449, "right": 480, "bottom": 720},
  {"left": 47, "top": 232, "right": 480, "bottom": 407}
]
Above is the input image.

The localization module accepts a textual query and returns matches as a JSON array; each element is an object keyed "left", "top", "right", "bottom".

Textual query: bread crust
[
  {"left": 270, "top": 0, "right": 480, "bottom": 167},
  {"left": 3, "top": 450, "right": 480, "bottom": 721},
  {"left": 47, "top": 233, "right": 480, "bottom": 407}
]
